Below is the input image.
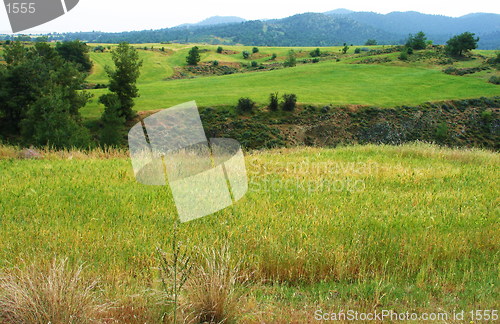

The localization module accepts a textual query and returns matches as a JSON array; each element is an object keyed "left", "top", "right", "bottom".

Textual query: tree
[
  {"left": 342, "top": 43, "right": 349, "bottom": 54},
  {"left": 55, "top": 40, "right": 93, "bottom": 72},
  {"left": 365, "top": 39, "right": 377, "bottom": 46},
  {"left": 99, "top": 93, "right": 125, "bottom": 146},
  {"left": 406, "top": 32, "right": 427, "bottom": 50},
  {"left": 242, "top": 50, "right": 250, "bottom": 59},
  {"left": 269, "top": 92, "right": 279, "bottom": 111},
  {"left": 20, "top": 87, "right": 91, "bottom": 148},
  {"left": 103, "top": 42, "right": 143, "bottom": 120},
  {"left": 445, "top": 32, "right": 479, "bottom": 57},
  {"left": 216, "top": 46, "right": 223, "bottom": 53},
  {"left": 186, "top": 46, "right": 200, "bottom": 65},
  {"left": 0, "top": 42, "right": 90, "bottom": 140},
  {"left": 252, "top": 47, "right": 259, "bottom": 53},
  {"left": 284, "top": 50, "right": 296, "bottom": 67}
]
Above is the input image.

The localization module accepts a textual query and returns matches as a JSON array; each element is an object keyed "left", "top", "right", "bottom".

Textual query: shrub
[
  {"left": 310, "top": 48, "right": 321, "bottom": 57},
  {"left": 398, "top": 51, "right": 409, "bottom": 61},
  {"left": 488, "top": 75, "right": 500, "bottom": 85},
  {"left": 269, "top": 92, "right": 279, "bottom": 111},
  {"left": 282, "top": 93, "right": 297, "bottom": 111},
  {"left": 354, "top": 48, "right": 361, "bottom": 54},
  {"left": 270, "top": 53, "right": 277, "bottom": 60},
  {"left": 312, "top": 58, "right": 320, "bottom": 63},
  {"left": 435, "top": 122, "right": 449, "bottom": 141},
  {"left": 216, "top": 46, "right": 223, "bottom": 53},
  {"left": 284, "top": 50, "right": 296, "bottom": 67},
  {"left": 0, "top": 258, "right": 108, "bottom": 324},
  {"left": 212, "top": 60, "right": 219, "bottom": 66},
  {"left": 251, "top": 61, "right": 258, "bottom": 67},
  {"left": 242, "top": 51, "right": 250, "bottom": 59},
  {"left": 237, "top": 97, "right": 255, "bottom": 112},
  {"left": 365, "top": 39, "right": 377, "bottom": 46},
  {"left": 252, "top": 47, "right": 259, "bottom": 53}
]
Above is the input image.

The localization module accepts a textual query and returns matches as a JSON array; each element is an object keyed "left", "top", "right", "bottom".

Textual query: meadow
[
  {"left": 0, "top": 143, "right": 498, "bottom": 322},
  {"left": 80, "top": 44, "right": 500, "bottom": 119}
]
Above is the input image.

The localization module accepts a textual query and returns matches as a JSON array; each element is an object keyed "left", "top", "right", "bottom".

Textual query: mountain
[
  {"left": 37, "top": 10, "right": 500, "bottom": 49},
  {"left": 324, "top": 8, "right": 354, "bottom": 15},
  {"left": 325, "top": 10, "right": 500, "bottom": 48},
  {"left": 177, "top": 16, "right": 246, "bottom": 28}
]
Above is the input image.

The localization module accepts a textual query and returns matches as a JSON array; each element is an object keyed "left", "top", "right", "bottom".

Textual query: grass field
[
  {"left": 0, "top": 143, "right": 498, "bottom": 321},
  {"left": 80, "top": 44, "right": 500, "bottom": 119}
]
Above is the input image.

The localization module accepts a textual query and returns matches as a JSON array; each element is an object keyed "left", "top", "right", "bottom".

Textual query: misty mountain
[
  {"left": 326, "top": 10, "right": 500, "bottom": 48},
  {"left": 36, "top": 10, "right": 499, "bottom": 49},
  {"left": 177, "top": 16, "right": 246, "bottom": 28}
]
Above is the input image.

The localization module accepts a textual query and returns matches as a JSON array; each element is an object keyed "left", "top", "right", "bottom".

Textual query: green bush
[
  {"left": 398, "top": 51, "right": 409, "bottom": 61},
  {"left": 242, "top": 51, "right": 250, "bottom": 59},
  {"left": 488, "top": 76, "right": 500, "bottom": 85},
  {"left": 252, "top": 47, "right": 259, "bottom": 54},
  {"left": 310, "top": 48, "right": 321, "bottom": 57},
  {"left": 213, "top": 60, "right": 219, "bottom": 66},
  {"left": 354, "top": 48, "right": 361, "bottom": 54},
  {"left": 237, "top": 97, "right": 255, "bottom": 112},
  {"left": 435, "top": 122, "right": 449, "bottom": 141},
  {"left": 282, "top": 93, "right": 297, "bottom": 111},
  {"left": 216, "top": 46, "right": 223, "bottom": 53},
  {"left": 251, "top": 61, "right": 258, "bottom": 67},
  {"left": 270, "top": 53, "right": 277, "bottom": 60}
]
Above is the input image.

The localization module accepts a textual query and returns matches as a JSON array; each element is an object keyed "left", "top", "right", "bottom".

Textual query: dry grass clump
[
  {"left": 0, "top": 258, "right": 109, "bottom": 324},
  {"left": 184, "top": 246, "right": 247, "bottom": 324}
]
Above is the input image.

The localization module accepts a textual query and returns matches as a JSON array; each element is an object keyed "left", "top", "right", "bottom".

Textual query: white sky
[{"left": 0, "top": 0, "right": 499, "bottom": 34}]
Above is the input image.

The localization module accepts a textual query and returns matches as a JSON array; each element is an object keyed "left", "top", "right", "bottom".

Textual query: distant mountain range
[{"left": 33, "top": 9, "right": 500, "bottom": 49}]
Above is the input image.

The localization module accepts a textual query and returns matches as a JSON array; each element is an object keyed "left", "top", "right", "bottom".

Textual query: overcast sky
[{"left": 1, "top": 0, "right": 499, "bottom": 33}]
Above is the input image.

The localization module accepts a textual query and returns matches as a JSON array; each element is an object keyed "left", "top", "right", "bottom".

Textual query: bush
[
  {"left": 435, "top": 122, "right": 449, "bottom": 141},
  {"left": 312, "top": 58, "right": 320, "bottom": 63},
  {"left": 310, "top": 48, "right": 321, "bottom": 57},
  {"left": 212, "top": 60, "right": 219, "bottom": 66},
  {"left": 398, "top": 51, "right": 409, "bottom": 61},
  {"left": 354, "top": 48, "right": 361, "bottom": 54},
  {"left": 252, "top": 47, "right": 259, "bottom": 53},
  {"left": 237, "top": 97, "right": 255, "bottom": 112},
  {"left": 270, "top": 53, "right": 277, "bottom": 60},
  {"left": 269, "top": 92, "right": 279, "bottom": 111},
  {"left": 284, "top": 50, "right": 296, "bottom": 67},
  {"left": 251, "top": 61, "right": 258, "bottom": 67},
  {"left": 488, "top": 76, "right": 500, "bottom": 85},
  {"left": 216, "top": 46, "right": 223, "bottom": 53},
  {"left": 365, "top": 39, "right": 377, "bottom": 46},
  {"left": 242, "top": 51, "right": 250, "bottom": 59},
  {"left": 282, "top": 93, "right": 297, "bottom": 111}
]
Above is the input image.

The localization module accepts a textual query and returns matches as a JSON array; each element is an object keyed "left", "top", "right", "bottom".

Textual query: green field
[
  {"left": 0, "top": 143, "right": 498, "bottom": 321},
  {"left": 80, "top": 44, "right": 500, "bottom": 119}
]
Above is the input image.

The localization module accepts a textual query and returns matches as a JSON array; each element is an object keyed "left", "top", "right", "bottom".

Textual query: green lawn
[{"left": 81, "top": 57, "right": 500, "bottom": 118}]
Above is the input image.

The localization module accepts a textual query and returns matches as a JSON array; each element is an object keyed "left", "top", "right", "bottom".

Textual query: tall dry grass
[
  {"left": 184, "top": 246, "right": 247, "bottom": 324},
  {"left": 0, "top": 258, "right": 109, "bottom": 324}
]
